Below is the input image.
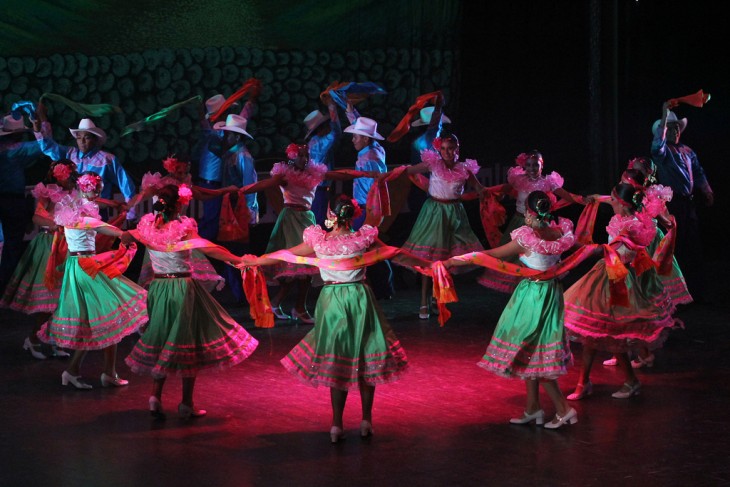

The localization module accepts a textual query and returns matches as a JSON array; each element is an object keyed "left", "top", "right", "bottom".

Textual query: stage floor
[{"left": 1, "top": 269, "right": 729, "bottom": 487}]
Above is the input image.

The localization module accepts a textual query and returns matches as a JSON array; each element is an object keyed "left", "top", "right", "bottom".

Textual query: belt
[
  {"left": 154, "top": 272, "right": 192, "bottom": 279},
  {"left": 324, "top": 280, "right": 362, "bottom": 285},
  {"left": 284, "top": 203, "right": 310, "bottom": 211},
  {"left": 431, "top": 197, "right": 460, "bottom": 204},
  {"left": 69, "top": 251, "right": 95, "bottom": 256}
]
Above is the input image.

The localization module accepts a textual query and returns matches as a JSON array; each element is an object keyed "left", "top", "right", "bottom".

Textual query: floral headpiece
[
  {"left": 52, "top": 163, "right": 74, "bottom": 183},
  {"left": 177, "top": 184, "right": 193, "bottom": 206},
  {"left": 324, "top": 198, "right": 363, "bottom": 229},
  {"left": 77, "top": 173, "right": 103, "bottom": 193},
  {"left": 626, "top": 157, "right": 656, "bottom": 186},
  {"left": 432, "top": 134, "right": 460, "bottom": 152},
  {"left": 286, "top": 143, "right": 308, "bottom": 161},
  {"left": 162, "top": 155, "right": 189, "bottom": 174},
  {"left": 515, "top": 152, "right": 544, "bottom": 170}
]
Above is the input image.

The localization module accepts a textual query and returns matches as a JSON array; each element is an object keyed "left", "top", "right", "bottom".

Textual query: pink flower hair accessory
[
  {"left": 52, "top": 163, "right": 73, "bottom": 183},
  {"left": 432, "top": 137, "right": 442, "bottom": 151},
  {"left": 177, "top": 184, "right": 193, "bottom": 206},
  {"left": 162, "top": 156, "right": 188, "bottom": 174},
  {"left": 515, "top": 153, "right": 530, "bottom": 168},
  {"left": 77, "top": 173, "right": 102, "bottom": 193},
  {"left": 286, "top": 143, "right": 307, "bottom": 161}
]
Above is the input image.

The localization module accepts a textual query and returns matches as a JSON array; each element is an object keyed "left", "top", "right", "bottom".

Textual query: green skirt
[
  {"left": 399, "top": 198, "right": 483, "bottom": 270},
  {"left": 644, "top": 228, "right": 692, "bottom": 306},
  {"left": 265, "top": 208, "right": 319, "bottom": 280},
  {"left": 281, "top": 282, "right": 408, "bottom": 390},
  {"left": 478, "top": 279, "right": 572, "bottom": 379},
  {"left": 0, "top": 232, "right": 59, "bottom": 314},
  {"left": 126, "top": 277, "right": 258, "bottom": 378},
  {"left": 40, "top": 256, "right": 148, "bottom": 350}
]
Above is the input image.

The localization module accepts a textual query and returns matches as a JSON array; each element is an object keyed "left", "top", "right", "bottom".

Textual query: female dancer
[
  {"left": 0, "top": 160, "right": 77, "bottom": 359},
  {"left": 399, "top": 133, "right": 485, "bottom": 319},
  {"left": 443, "top": 191, "right": 577, "bottom": 429},
  {"left": 564, "top": 183, "right": 675, "bottom": 400},
  {"left": 239, "top": 143, "right": 373, "bottom": 323},
  {"left": 39, "top": 172, "right": 148, "bottom": 389},
  {"left": 129, "top": 156, "right": 237, "bottom": 291},
  {"left": 124, "top": 184, "right": 258, "bottom": 419},
  {"left": 243, "top": 195, "right": 416, "bottom": 442},
  {"left": 479, "top": 150, "right": 584, "bottom": 293}
]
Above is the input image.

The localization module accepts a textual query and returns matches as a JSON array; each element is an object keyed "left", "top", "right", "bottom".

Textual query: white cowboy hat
[
  {"left": 303, "top": 109, "right": 330, "bottom": 139},
  {"left": 69, "top": 119, "right": 107, "bottom": 146},
  {"left": 213, "top": 114, "right": 253, "bottom": 139},
  {"left": 343, "top": 117, "right": 384, "bottom": 140},
  {"left": 412, "top": 106, "right": 451, "bottom": 127},
  {"left": 0, "top": 114, "right": 30, "bottom": 136},
  {"left": 205, "top": 94, "right": 239, "bottom": 118},
  {"left": 652, "top": 110, "right": 687, "bottom": 136},
  {"left": 205, "top": 94, "right": 225, "bottom": 116}
]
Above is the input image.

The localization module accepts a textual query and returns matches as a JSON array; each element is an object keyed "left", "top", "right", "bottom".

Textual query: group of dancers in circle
[{"left": 0, "top": 96, "right": 688, "bottom": 443}]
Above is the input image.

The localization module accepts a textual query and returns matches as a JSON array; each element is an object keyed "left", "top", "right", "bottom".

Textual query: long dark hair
[
  {"left": 526, "top": 190, "right": 555, "bottom": 223},
  {"left": 612, "top": 183, "right": 644, "bottom": 212},
  {"left": 152, "top": 184, "right": 181, "bottom": 223},
  {"left": 327, "top": 194, "right": 362, "bottom": 229}
]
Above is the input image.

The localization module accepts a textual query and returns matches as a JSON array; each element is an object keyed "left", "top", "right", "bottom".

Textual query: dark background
[{"left": 1, "top": 0, "right": 726, "bottom": 253}]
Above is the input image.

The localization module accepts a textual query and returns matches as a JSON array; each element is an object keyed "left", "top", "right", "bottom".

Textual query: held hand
[
  {"left": 120, "top": 231, "right": 134, "bottom": 245},
  {"left": 584, "top": 194, "right": 600, "bottom": 204},
  {"left": 237, "top": 254, "right": 259, "bottom": 267}
]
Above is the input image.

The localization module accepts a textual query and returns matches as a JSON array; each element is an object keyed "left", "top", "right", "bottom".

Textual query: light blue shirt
[
  {"left": 222, "top": 143, "right": 258, "bottom": 224},
  {"left": 34, "top": 123, "right": 136, "bottom": 202}
]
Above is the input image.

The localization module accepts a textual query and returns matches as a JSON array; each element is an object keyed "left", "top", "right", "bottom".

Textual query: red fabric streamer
[
  {"left": 632, "top": 248, "right": 656, "bottom": 276},
  {"left": 218, "top": 194, "right": 250, "bottom": 243},
  {"left": 667, "top": 89, "right": 711, "bottom": 109},
  {"left": 209, "top": 78, "right": 262, "bottom": 123},
  {"left": 78, "top": 243, "right": 137, "bottom": 280},
  {"left": 479, "top": 187, "right": 508, "bottom": 248},
  {"left": 653, "top": 217, "right": 677, "bottom": 276},
  {"left": 429, "top": 261, "right": 458, "bottom": 327},
  {"left": 43, "top": 230, "right": 67, "bottom": 290},
  {"left": 240, "top": 266, "right": 274, "bottom": 328},
  {"left": 387, "top": 91, "right": 442, "bottom": 143},
  {"left": 319, "top": 81, "right": 348, "bottom": 104}
]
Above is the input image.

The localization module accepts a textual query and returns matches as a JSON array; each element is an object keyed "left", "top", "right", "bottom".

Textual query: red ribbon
[
  {"left": 387, "top": 91, "right": 442, "bottom": 143},
  {"left": 209, "top": 78, "right": 262, "bottom": 123}
]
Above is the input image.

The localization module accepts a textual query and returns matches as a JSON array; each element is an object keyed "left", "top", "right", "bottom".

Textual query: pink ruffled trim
[
  {"left": 642, "top": 184, "right": 673, "bottom": 218},
  {"left": 607, "top": 214, "right": 656, "bottom": 247},
  {"left": 141, "top": 172, "right": 163, "bottom": 192},
  {"left": 507, "top": 166, "right": 564, "bottom": 192},
  {"left": 54, "top": 194, "right": 100, "bottom": 226},
  {"left": 511, "top": 217, "right": 575, "bottom": 255},
  {"left": 141, "top": 172, "right": 192, "bottom": 192},
  {"left": 270, "top": 161, "right": 327, "bottom": 191},
  {"left": 137, "top": 213, "right": 197, "bottom": 248},
  {"left": 302, "top": 224, "right": 378, "bottom": 256},
  {"left": 420, "top": 150, "right": 479, "bottom": 182},
  {"left": 31, "top": 183, "right": 66, "bottom": 203}
]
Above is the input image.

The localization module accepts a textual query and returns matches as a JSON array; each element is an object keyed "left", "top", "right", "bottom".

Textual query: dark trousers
[
  {"left": 353, "top": 211, "right": 394, "bottom": 300},
  {"left": 197, "top": 180, "right": 223, "bottom": 241},
  {"left": 667, "top": 196, "right": 705, "bottom": 298},
  {"left": 0, "top": 194, "right": 30, "bottom": 293},
  {"left": 221, "top": 240, "right": 249, "bottom": 303},
  {"left": 311, "top": 186, "right": 331, "bottom": 226}
]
